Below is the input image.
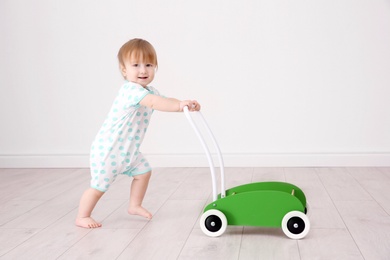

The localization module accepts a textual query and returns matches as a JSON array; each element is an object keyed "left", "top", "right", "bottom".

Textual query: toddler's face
[{"left": 121, "top": 55, "right": 156, "bottom": 87}]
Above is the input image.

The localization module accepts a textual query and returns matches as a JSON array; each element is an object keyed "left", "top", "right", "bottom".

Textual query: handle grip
[{"left": 183, "top": 106, "right": 225, "bottom": 201}]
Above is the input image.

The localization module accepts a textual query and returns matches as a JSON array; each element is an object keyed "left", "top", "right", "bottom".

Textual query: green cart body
[{"left": 204, "top": 182, "right": 307, "bottom": 227}]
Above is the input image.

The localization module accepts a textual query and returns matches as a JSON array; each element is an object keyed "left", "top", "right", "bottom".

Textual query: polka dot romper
[{"left": 90, "top": 81, "right": 161, "bottom": 192}]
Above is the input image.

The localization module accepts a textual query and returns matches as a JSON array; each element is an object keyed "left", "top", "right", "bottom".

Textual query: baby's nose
[{"left": 139, "top": 65, "right": 147, "bottom": 72}]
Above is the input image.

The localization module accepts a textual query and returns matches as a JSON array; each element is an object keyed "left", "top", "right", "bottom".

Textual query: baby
[{"left": 76, "top": 38, "right": 201, "bottom": 228}]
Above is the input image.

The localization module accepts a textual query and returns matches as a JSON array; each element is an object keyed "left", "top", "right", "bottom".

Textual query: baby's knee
[
  {"left": 90, "top": 187, "right": 105, "bottom": 198},
  {"left": 134, "top": 171, "right": 151, "bottom": 181}
]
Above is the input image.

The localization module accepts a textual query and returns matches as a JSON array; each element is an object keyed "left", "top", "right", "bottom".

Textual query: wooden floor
[{"left": 1, "top": 167, "right": 390, "bottom": 259}]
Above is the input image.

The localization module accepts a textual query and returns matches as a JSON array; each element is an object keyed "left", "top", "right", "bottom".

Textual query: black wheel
[
  {"left": 287, "top": 216, "right": 305, "bottom": 234},
  {"left": 200, "top": 209, "right": 227, "bottom": 237},
  {"left": 282, "top": 211, "right": 310, "bottom": 239},
  {"left": 205, "top": 215, "right": 222, "bottom": 232}
]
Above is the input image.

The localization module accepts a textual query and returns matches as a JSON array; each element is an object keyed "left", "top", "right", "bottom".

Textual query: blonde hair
[{"left": 117, "top": 38, "right": 158, "bottom": 72}]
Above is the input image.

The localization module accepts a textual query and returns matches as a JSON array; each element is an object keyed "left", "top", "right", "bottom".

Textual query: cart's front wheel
[
  {"left": 281, "top": 211, "right": 310, "bottom": 239},
  {"left": 200, "top": 209, "right": 227, "bottom": 237}
]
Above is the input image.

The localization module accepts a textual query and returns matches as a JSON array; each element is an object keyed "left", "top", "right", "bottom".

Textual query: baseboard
[{"left": 1, "top": 153, "right": 390, "bottom": 168}]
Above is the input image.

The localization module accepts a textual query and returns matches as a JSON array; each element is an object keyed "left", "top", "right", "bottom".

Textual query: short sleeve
[{"left": 121, "top": 82, "right": 150, "bottom": 107}]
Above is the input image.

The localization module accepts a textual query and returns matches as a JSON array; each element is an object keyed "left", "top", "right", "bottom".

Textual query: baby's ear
[{"left": 119, "top": 64, "right": 127, "bottom": 77}]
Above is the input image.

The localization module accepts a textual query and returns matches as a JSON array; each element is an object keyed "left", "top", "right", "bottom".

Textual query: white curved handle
[{"left": 183, "top": 106, "right": 225, "bottom": 201}]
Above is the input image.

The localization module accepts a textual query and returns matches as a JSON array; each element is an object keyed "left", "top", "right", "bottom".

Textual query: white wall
[{"left": 1, "top": 0, "right": 390, "bottom": 167}]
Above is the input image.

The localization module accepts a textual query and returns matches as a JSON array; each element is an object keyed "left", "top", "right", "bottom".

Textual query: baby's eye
[
  {"left": 132, "top": 64, "right": 139, "bottom": 67},
  {"left": 146, "top": 64, "right": 154, "bottom": 67}
]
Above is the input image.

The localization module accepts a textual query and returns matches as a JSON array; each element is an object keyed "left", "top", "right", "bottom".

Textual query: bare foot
[
  {"left": 75, "top": 217, "right": 102, "bottom": 228},
  {"left": 128, "top": 206, "right": 152, "bottom": 219}
]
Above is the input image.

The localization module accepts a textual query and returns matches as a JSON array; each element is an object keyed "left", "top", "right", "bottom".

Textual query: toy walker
[{"left": 183, "top": 107, "right": 310, "bottom": 239}]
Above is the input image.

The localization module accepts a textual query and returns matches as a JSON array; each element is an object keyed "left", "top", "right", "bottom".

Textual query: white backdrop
[{"left": 1, "top": 0, "right": 390, "bottom": 167}]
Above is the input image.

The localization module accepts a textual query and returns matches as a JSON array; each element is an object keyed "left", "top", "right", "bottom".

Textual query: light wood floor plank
[
  {"left": 58, "top": 228, "right": 140, "bottom": 259},
  {"left": 15, "top": 169, "right": 89, "bottom": 201},
  {"left": 170, "top": 168, "right": 212, "bottom": 200},
  {"left": 239, "top": 227, "right": 300, "bottom": 260},
  {"left": 1, "top": 200, "right": 125, "bottom": 259},
  {"left": 252, "top": 167, "right": 285, "bottom": 182},
  {"left": 0, "top": 228, "right": 41, "bottom": 257},
  {"left": 117, "top": 200, "right": 205, "bottom": 260},
  {"left": 335, "top": 200, "right": 390, "bottom": 259},
  {"left": 0, "top": 169, "right": 60, "bottom": 203},
  {"left": 347, "top": 167, "right": 390, "bottom": 215},
  {"left": 179, "top": 227, "right": 243, "bottom": 260},
  {"left": 298, "top": 229, "right": 363, "bottom": 260},
  {"left": 317, "top": 168, "right": 372, "bottom": 201},
  {"left": 2, "top": 181, "right": 86, "bottom": 229},
  {"left": 378, "top": 167, "right": 390, "bottom": 178},
  {"left": 0, "top": 199, "right": 45, "bottom": 226},
  {"left": 223, "top": 167, "right": 253, "bottom": 188}
]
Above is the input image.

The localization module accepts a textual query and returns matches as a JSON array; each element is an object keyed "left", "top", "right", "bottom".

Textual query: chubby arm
[{"left": 139, "top": 94, "right": 201, "bottom": 112}]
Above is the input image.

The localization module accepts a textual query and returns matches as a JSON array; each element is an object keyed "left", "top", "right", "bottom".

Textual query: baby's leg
[
  {"left": 75, "top": 188, "right": 104, "bottom": 228},
  {"left": 128, "top": 171, "right": 152, "bottom": 219}
]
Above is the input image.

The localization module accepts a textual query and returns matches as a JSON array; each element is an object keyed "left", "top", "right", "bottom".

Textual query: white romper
[{"left": 90, "top": 81, "right": 161, "bottom": 192}]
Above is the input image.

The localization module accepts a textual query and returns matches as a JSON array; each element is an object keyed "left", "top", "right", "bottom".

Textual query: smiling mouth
[{"left": 138, "top": 77, "right": 148, "bottom": 79}]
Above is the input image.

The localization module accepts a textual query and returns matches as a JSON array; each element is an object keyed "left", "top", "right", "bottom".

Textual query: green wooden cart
[{"left": 184, "top": 107, "right": 310, "bottom": 239}]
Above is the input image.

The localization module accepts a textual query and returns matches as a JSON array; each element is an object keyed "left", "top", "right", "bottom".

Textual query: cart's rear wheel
[
  {"left": 200, "top": 209, "right": 227, "bottom": 237},
  {"left": 281, "top": 211, "right": 310, "bottom": 239}
]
